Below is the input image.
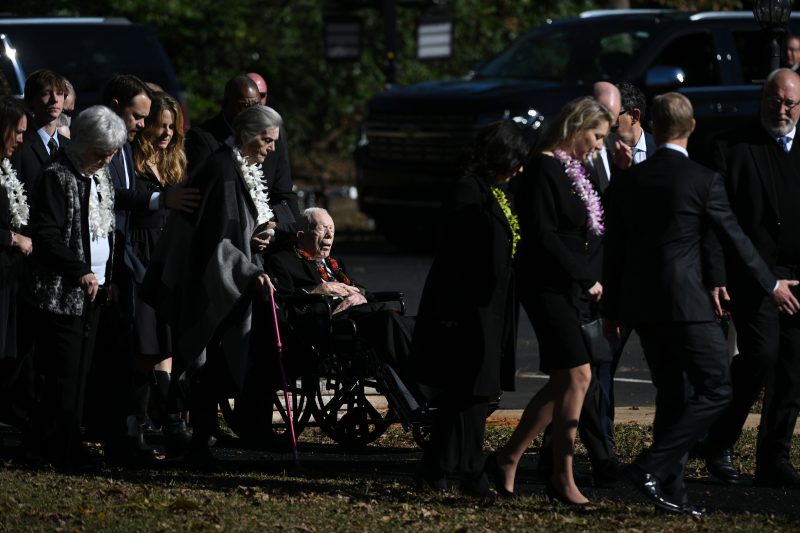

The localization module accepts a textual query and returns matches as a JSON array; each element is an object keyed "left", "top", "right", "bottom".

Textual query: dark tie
[
  {"left": 592, "top": 153, "right": 610, "bottom": 192},
  {"left": 778, "top": 136, "right": 791, "bottom": 153},
  {"left": 47, "top": 137, "right": 58, "bottom": 156}
]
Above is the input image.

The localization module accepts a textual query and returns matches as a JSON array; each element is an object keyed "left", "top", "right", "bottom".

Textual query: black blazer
[
  {"left": 17, "top": 129, "right": 70, "bottom": 204},
  {"left": 185, "top": 112, "right": 299, "bottom": 233},
  {"left": 603, "top": 147, "right": 777, "bottom": 326},
  {"left": 514, "top": 153, "right": 601, "bottom": 293},
  {"left": 267, "top": 249, "right": 364, "bottom": 299},
  {"left": 706, "top": 124, "right": 785, "bottom": 295}
]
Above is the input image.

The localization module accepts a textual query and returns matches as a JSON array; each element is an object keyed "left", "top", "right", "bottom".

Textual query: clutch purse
[{"left": 580, "top": 318, "right": 615, "bottom": 365}]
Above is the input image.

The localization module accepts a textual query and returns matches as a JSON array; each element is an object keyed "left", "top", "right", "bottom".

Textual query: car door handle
[{"left": 713, "top": 102, "right": 738, "bottom": 113}]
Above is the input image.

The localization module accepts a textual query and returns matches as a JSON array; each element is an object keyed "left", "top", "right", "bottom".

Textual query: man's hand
[
  {"left": 710, "top": 286, "right": 731, "bottom": 317},
  {"left": 10, "top": 232, "right": 32, "bottom": 256},
  {"left": 164, "top": 186, "right": 201, "bottom": 213},
  {"left": 773, "top": 279, "right": 800, "bottom": 315},
  {"left": 611, "top": 140, "right": 633, "bottom": 169},
  {"left": 312, "top": 282, "right": 361, "bottom": 297},
  {"left": 254, "top": 273, "right": 275, "bottom": 296},
  {"left": 587, "top": 281, "right": 603, "bottom": 303},
  {"left": 79, "top": 273, "right": 99, "bottom": 302},
  {"left": 332, "top": 293, "right": 368, "bottom": 314}
]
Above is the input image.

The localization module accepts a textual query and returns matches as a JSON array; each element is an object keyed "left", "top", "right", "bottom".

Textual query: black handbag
[{"left": 580, "top": 318, "right": 615, "bottom": 365}]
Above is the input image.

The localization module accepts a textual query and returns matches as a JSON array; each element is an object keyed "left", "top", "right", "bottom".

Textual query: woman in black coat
[
  {"left": 490, "top": 97, "right": 612, "bottom": 505},
  {"left": 413, "top": 121, "right": 528, "bottom": 495},
  {"left": 0, "top": 96, "right": 32, "bottom": 426}
]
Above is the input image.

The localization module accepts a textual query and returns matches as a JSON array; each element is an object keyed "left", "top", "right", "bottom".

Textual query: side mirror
[{"left": 644, "top": 66, "right": 687, "bottom": 90}]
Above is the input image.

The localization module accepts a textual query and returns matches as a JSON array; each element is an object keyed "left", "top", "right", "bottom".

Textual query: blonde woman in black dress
[{"left": 489, "top": 97, "right": 613, "bottom": 505}]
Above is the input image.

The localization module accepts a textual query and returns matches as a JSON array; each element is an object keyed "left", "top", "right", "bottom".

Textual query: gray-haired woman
[
  {"left": 27, "top": 105, "right": 127, "bottom": 468},
  {"left": 142, "top": 105, "right": 279, "bottom": 463}
]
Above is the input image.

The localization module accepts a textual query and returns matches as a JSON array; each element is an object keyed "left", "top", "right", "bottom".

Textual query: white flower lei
[
  {"left": 0, "top": 158, "right": 29, "bottom": 228},
  {"left": 88, "top": 167, "right": 115, "bottom": 240},
  {"left": 230, "top": 143, "right": 273, "bottom": 225}
]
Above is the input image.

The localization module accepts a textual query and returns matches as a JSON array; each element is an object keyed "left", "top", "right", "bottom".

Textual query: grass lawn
[{"left": 0, "top": 423, "right": 798, "bottom": 532}]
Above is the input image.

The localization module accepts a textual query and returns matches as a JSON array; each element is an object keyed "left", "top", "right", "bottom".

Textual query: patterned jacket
[{"left": 29, "top": 150, "right": 114, "bottom": 316}]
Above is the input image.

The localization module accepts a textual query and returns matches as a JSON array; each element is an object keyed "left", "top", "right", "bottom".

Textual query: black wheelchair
[{"left": 219, "top": 291, "right": 437, "bottom": 449}]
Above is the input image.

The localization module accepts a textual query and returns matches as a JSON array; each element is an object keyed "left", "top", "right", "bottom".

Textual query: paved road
[{"left": 336, "top": 240, "right": 657, "bottom": 410}]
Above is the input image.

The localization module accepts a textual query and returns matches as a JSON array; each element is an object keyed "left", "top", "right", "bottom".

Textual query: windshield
[{"left": 477, "top": 23, "right": 654, "bottom": 82}]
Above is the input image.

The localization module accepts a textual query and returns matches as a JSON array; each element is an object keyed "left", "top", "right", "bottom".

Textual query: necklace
[
  {"left": 490, "top": 186, "right": 520, "bottom": 257},
  {"left": 88, "top": 167, "right": 115, "bottom": 240},
  {"left": 296, "top": 247, "right": 353, "bottom": 285},
  {"left": 230, "top": 145, "right": 273, "bottom": 225},
  {"left": 0, "top": 158, "right": 29, "bottom": 229},
  {"left": 553, "top": 149, "right": 605, "bottom": 236}
]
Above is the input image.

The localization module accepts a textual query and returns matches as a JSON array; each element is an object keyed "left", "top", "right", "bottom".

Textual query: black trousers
[
  {"left": 707, "top": 291, "right": 800, "bottom": 469},
  {"left": 422, "top": 395, "right": 488, "bottom": 477},
  {"left": 635, "top": 321, "right": 732, "bottom": 504},
  {"left": 29, "top": 304, "right": 102, "bottom": 465}
]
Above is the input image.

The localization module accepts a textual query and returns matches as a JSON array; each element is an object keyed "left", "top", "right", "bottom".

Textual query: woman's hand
[
  {"left": 79, "top": 273, "right": 99, "bottom": 302},
  {"left": 251, "top": 221, "right": 277, "bottom": 252},
  {"left": 587, "top": 281, "right": 603, "bottom": 302},
  {"left": 255, "top": 273, "right": 275, "bottom": 296},
  {"left": 10, "top": 232, "right": 32, "bottom": 256}
]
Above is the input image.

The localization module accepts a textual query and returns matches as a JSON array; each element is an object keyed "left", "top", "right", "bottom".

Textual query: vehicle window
[
  {"left": 732, "top": 30, "right": 770, "bottom": 84},
  {"left": 1, "top": 25, "right": 179, "bottom": 106},
  {"left": 477, "top": 26, "right": 652, "bottom": 82},
  {"left": 649, "top": 32, "right": 719, "bottom": 86}
]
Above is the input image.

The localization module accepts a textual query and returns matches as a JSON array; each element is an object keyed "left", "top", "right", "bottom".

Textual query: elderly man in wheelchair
[{"left": 256, "top": 207, "right": 420, "bottom": 447}]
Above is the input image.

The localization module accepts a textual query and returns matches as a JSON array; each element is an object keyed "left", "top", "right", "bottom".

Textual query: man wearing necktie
[
  {"left": 17, "top": 70, "right": 71, "bottom": 201},
  {"left": 704, "top": 68, "right": 800, "bottom": 488}
]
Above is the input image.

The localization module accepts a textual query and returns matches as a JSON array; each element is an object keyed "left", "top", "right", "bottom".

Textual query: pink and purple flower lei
[{"left": 553, "top": 149, "right": 605, "bottom": 236}]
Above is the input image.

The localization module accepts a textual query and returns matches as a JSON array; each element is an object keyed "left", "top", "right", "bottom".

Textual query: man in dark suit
[
  {"left": 604, "top": 92, "right": 799, "bottom": 515},
  {"left": 185, "top": 75, "right": 299, "bottom": 237},
  {"left": 17, "top": 70, "right": 70, "bottom": 200},
  {"left": 89, "top": 75, "right": 200, "bottom": 463},
  {"left": 703, "top": 68, "right": 800, "bottom": 488}
]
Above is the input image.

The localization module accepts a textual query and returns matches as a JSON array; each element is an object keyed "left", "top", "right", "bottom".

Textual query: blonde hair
[
  {"left": 133, "top": 92, "right": 187, "bottom": 185},
  {"left": 650, "top": 92, "right": 694, "bottom": 140},
  {"left": 536, "top": 96, "right": 613, "bottom": 153}
]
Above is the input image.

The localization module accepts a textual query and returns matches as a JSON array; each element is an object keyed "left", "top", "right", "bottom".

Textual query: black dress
[
  {"left": 513, "top": 153, "right": 602, "bottom": 373},
  {"left": 412, "top": 173, "right": 517, "bottom": 477},
  {"left": 130, "top": 168, "right": 172, "bottom": 356},
  {"left": 0, "top": 182, "right": 18, "bottom": 360}
]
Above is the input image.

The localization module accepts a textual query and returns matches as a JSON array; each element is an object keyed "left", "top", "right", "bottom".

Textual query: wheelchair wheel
[
  {"left": 219, "top": 377, "right": 314, "bottom": 446},
  {"left": 309, "top": 374, "right": 390, "bottom": 447},
  {"left": 411, "top": 422, "right": 433, "bottom": 450}
]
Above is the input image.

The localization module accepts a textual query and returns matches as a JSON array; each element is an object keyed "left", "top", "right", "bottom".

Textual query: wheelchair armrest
[{"left": 371, "top": 291, "right": 406, "bottom": 315}]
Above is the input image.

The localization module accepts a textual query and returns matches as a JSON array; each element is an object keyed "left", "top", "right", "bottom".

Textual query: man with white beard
[{"left": 704, "top": 68, "right": 800, "bottom": 488}]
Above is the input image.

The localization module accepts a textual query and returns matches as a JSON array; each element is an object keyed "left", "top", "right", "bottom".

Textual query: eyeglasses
[
  {"left": 237, "top": 98, "right": 260, "bottom": 110},
  {"left": 765, "top": 97, "right": 800, "bottom": 111},
  {"left": 259, "top": 92, "right": 267, "bottom": 99},
  {"left": 619, "top": 109, "right": 629, "bottom": 116}
]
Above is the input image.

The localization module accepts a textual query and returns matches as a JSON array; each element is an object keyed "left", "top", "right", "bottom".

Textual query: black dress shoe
[
  {"left": 754, "top": 460, "right": 800, "bottom": 488},
  {"left": 623, "top": 464, "right": 682, "bottom": 513},
  {"left": 485, "top": 452, "right": 516, "bottom": 499},
  {"left": 461, "top": 472, "right": 492, "bottom": 498},
  {"left": 414, "top": 469, "right": 448, "bottom": 493},
  {"left": 592, "top": 458, "right": 621, "bottom": 488},
  {"left": 705, "top": 449, "right": 745, "bottom": 485},
  {"left": 163, "top": 418, "right": 192, "bottom": 458},
  {"left": 678, "top": 503, "right": 705, "bottom": 518}
]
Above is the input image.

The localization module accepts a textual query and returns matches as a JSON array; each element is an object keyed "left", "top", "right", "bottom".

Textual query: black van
[
  {"left": 0, "top": 17, "right": 184, "bottom": 114},
  {"left": 356, "top": 9, "right": 800, "bottom": 235}
]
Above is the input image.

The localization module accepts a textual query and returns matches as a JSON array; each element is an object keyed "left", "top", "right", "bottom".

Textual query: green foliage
[{"left": 1, "top": 0, "right": 753, "bottom": 163}]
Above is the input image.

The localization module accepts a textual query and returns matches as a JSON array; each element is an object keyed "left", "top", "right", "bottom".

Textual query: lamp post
[{"left": 753, "top": 0, "right": 792, "bottom": 74}]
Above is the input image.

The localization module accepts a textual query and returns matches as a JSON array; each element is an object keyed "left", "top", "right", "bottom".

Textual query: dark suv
[
  {"left": 0, "top": 17, "right": 184, "bottom": 113},
  {"left": 356, "top": 9, "right": 800, "bottom": 234}
]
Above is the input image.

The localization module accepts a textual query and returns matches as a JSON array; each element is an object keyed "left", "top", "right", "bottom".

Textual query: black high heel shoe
[
  {"left": 485, "top": 452, "right": 517, "bottom": 499},
  {"left": 545, "top": 480, "right": 589, "bottom": 507}
]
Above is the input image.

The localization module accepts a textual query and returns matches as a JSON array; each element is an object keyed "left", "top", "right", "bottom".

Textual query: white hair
[
  {"left": 233, "top": 105, "right": 283, "bottom": 146},
  {"left": 301, "top": 207, "right": 332, "bottom": 227},
  {"left": 70, "top": 105, "right": 127, "bottom": 156}
]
